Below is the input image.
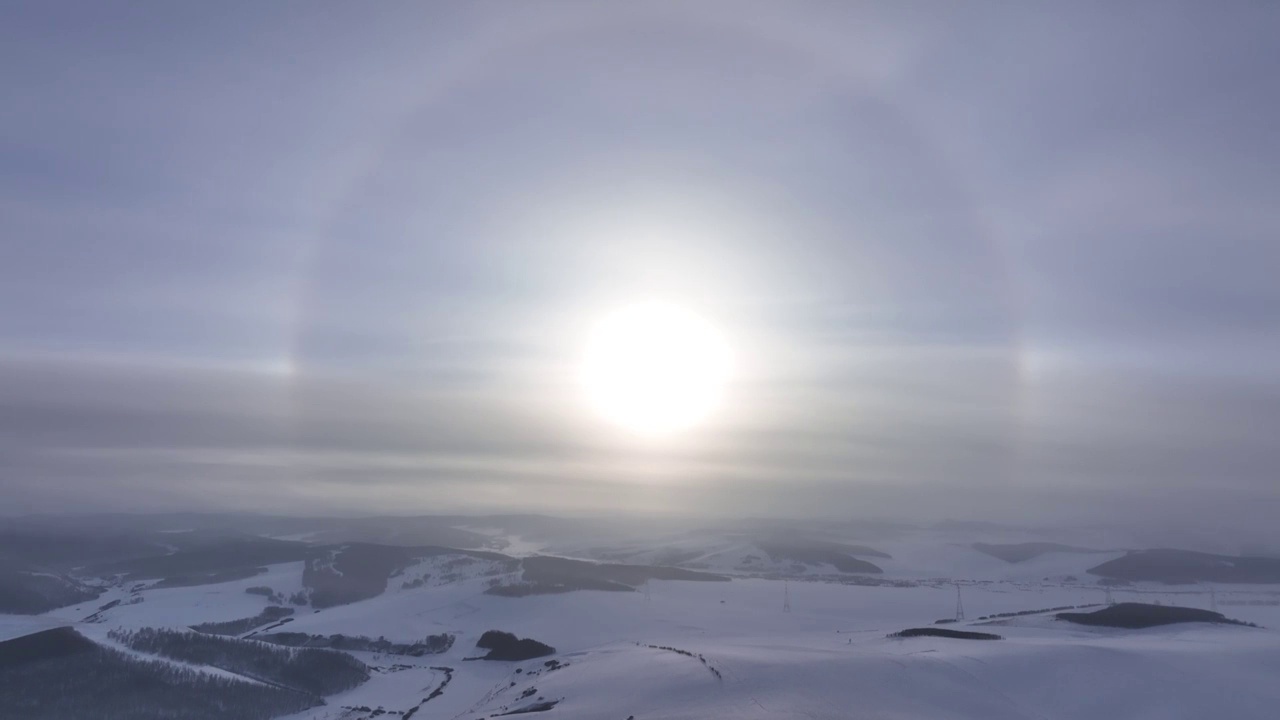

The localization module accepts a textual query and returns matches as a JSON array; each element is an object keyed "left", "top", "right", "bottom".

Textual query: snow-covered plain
[{"left": 15, "top": 542, "right": 1280, "bottom": 719}]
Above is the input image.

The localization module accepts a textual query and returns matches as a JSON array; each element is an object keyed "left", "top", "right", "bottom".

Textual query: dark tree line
[
  {"left": 257, "top": 631, "right": 454, "bottom": 656},
  {"left": 972, "top": 603, "right": 1100, "bottom": 621},
  {"left": 245, "top": 586, "right": 285, "bottom": 603},
  {"left": 109, "top": 627, "right": 368, "bottom": 695},
  {"left": 638, "top": 643, "right": 723, "bottom": 679},
  {"left": 889, "top": 627, "right": 1003, "bottom": 640},
  {"left": 0, "top": 636, "right": 318, "bottom": 720},
  {"left": 192, "top": 605, "right": 294, "bottom": 636}
]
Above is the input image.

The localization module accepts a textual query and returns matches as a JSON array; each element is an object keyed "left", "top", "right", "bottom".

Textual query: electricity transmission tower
[
  {"left": 954, "top": 583, "right": 965, "bottom": 621},
  {"left": 1104, "top": 586, "right": 1115, "bottom": 606},
  {"left": 783, "top": 580, "right": 791, "bottom": 613},
  {"left": 1209, "top": 585, "right": 1217, "bottom": 612},
  {"left": 643, "top": 579, "right": 651, "bottom": 602}
]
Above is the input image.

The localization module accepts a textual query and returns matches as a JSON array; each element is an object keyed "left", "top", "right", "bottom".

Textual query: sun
[{"left": 580, "top": 301, "right": 732, "bottom": 435}]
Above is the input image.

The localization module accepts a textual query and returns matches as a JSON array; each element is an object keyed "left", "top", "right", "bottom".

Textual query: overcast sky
[{"left": 2, "top": 2, "right": 1279, "bottom": 531}]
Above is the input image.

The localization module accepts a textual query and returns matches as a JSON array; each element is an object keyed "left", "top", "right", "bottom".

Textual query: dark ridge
[
  {"left": 0, "top": 627, "right": 97, "bottom": 668},
  {"left": 888, "top": 628, "right": 1003, "bottom": 640},
  {"left": 973, "top": 542, "right": 1105, "bottom": 563},
  {"left": 300, "top": 518, "right": 494, "bottom": 549},
  {"left": 755, "top": 539, "right": 884, "bottom": 574},
  {"left": 4, "top": 513, "right": 500, "bottom": 552},
  {"left": 305, "top": 544, "right": 518, "bottom": 608},
  {"left": 1088, "top": 549, "right": 1280, "bottom": 584},
  {"left": 152, "top": 567, "right": 267, "bottom": 589},
  {"left": 593, "top": 547, "right": 715, "bottom": 566},
  {"left": 94, "top": 538, "right": 313, "bottom": 580},
  {"left": 757, "top": 532, "right": 893, "bottom": 560},
  {"left": 0, "top": 528, "right": 169, "bottom": 571},
  {"left": 304, "top": 544, "right": 416, "bottom": 609},
  {"left": 1056, "top": 603, "right": 1258, "bottom": 629},
  {"left": 0, "top": 565, "right": 101, "bottom": 614},
  {"left": 489, "top": 555, "right": 728, "bottom": 596}
]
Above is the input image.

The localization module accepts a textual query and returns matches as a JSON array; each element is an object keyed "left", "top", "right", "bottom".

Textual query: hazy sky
[{"left": 3, "top": 2, "right": 1279, "bottom": 529}]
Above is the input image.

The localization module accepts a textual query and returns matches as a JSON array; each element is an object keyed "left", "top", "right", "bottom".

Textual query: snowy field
[{"left": 12, "top": 543, "right": 1280, "bottom": 720}]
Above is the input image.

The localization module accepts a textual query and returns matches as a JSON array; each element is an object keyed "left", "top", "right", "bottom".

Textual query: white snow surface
[{"left": 2, "top": 547, "right": 1274, "bottom": 720}]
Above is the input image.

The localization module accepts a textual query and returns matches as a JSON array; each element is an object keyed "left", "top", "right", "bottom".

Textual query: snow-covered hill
[
  {"left": 6, "top": 549, "right": 1276, "bottom": 720},
  {"left": 6, "top": 516, "right": 1280, "bottom": 719}
]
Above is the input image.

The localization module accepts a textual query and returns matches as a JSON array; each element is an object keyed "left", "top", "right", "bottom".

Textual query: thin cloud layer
[{"left": 2, "top": 2, "right": 1278, "bottom": 531}]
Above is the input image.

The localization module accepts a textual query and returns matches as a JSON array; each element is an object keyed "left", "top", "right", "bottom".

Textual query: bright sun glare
[{"left": 581, "top": 302, "right": 732, "bottom": 436}]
